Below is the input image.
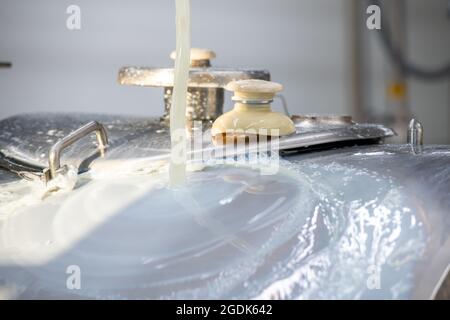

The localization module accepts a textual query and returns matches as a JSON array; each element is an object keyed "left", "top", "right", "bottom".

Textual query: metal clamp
[{"left": 43, "top": 121, "right": 108, "bottom": 182}]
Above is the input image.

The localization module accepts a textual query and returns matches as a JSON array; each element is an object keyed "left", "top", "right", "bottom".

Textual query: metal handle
[{"left": 47, "top": 121, "right": 108, "bottom": 179}]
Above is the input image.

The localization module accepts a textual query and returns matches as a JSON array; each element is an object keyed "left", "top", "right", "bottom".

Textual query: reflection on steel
[
  {"left": 118, "top": 66, "right": 270, "bottom": 121},
  {"left": 292, "top": 114, "right": 354, "bottom": 127},
  {"left": 162, "top": 87, "right": 224, "bottom": 122},
  {"left": 188, "top": 123, "right": 394, "bottom": 161},
  {"left": 1, "top": 112, "right": 450, "bottom": 299},
  {"left": 119, "top": 49, "right": 270, "bottom": 121},
  {"left": 0, "top": 114, "right": 395, "bottom": 175},
  {"left": 46, "top": 121, "right": 108, "bottom": 180},
  {"left": 407, "top": 118, "right": 424, "bottom": 154},
  {"left": 118, "top": 67, "right": 270, "bottom": 89}
]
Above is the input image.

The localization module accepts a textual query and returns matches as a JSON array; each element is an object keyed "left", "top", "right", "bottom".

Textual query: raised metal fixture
[
  {"left": 407, "top": 118, "right": 423, "bottom": 154},
  {"left": 118, "top": 49, "right": 270, "bottom": 122},
  {"left": 44, "top": 121, "right": 108, "bottom": 181},
  {"left": 163, "top": 86, "right": 224, "bottom": 122}
]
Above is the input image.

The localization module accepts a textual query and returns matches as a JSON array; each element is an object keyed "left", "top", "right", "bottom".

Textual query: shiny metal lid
[
  {"left": 118, "top": 66, "right": 270, "bottom": 89},
  {"left": 118, "top": 48, "right": 269, "bottom": 89},
  {"left": 118, "top": 49, "right": 271, "bottom": 121}
]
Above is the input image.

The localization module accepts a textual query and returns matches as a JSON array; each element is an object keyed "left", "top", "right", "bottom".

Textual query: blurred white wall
[
  {"left": 363, "top": 0, "right": 450, "bottom": 144},
  {"left": 0, "top": 0, "right": 351, "bottom": 117},
  {"left": 0, "top": 0, "right": 449, "bottom": 142}
]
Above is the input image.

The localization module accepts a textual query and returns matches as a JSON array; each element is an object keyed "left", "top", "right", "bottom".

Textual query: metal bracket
[{"left": 43, "top": 121, "right": 108, "bottom": 182}]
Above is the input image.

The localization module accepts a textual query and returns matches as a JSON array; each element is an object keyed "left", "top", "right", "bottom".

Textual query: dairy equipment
[
  {"left": 0, "top": 46, "right": 450, "bottom": 300},
  {"left": 212, "top": 80, "right": 295, "bottom": 141},
  {"left": 118, "top": 49, "right": 270, "bottom": 123}
]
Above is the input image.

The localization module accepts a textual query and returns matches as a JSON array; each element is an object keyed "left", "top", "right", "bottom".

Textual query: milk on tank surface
[{"left": 0, "top": 0, "right": 450, "bottom": 301}]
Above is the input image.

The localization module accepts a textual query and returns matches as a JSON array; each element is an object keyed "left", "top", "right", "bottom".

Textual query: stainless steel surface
[
  {"left": 118, "top": 67, "right": 270, "bottom": 89},
  {"left": 281, "top": 122, "right": 393, "bottom": 151},
  {"left": 0, "top": 112, "right": 448, "bottom": 300},
  {"left": 286, "top": 144, "right": 450, "bottom": 299},
  {"left": 407, "top": 118, "right": 424, "bottom": 154},
  {"left": 292, "top": 114, "right": 354, "bottom": 127},
  {"left": 201, "top": 123, "right": 395, "bottom": 161},
  {"left": 1, "top": 142, "right": 450, "bottom": 299},
  {"left": 118, "top": 65, "right": 270, "bottom": 121},
  {"left": 0, "top": 114, "right": 394, "bottom": 177},
  {"left": 163, "top": 87, "right": 224, "bottom": 121},
  {"left": 0, "top": 113, "right": 167, "bottom": 172},
  {"left": 46, "top": 121, "right": 108, "bottom": 180}
]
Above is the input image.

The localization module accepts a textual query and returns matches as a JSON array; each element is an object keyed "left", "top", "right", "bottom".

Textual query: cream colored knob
[
  {"left": 226, "top": 79, "right": 283, "bottom": 101},
  {"left": 170, "top": 48, "right": 216, "bottom": 67},
  {"left": 212, "top": 79, "right": 295, "bottom": 144}
]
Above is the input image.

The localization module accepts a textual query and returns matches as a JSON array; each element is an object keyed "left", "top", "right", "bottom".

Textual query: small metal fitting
[{"left": 407, "top": 118, "right": 424, "bottom": 154}]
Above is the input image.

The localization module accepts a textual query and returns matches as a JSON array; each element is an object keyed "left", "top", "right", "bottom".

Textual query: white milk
[{"left": 169, "top": 0, "right": 191, "bottom": 187}]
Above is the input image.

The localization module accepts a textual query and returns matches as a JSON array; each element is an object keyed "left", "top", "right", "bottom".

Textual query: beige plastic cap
[
  {"left": 226, "top": 79, "right": 283, "bottom": 101},
  {"left": 212, "top": 79, "right": 295, "bottom": 141},
  {"left": 170, "top": 48, "right": 216, "bottom": 61}
]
